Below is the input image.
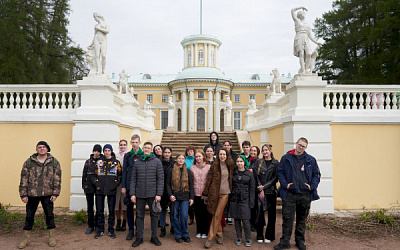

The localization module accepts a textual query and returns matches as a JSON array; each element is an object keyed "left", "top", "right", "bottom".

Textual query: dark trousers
[
  {"left": 136, "top": 197, "right": 158, "bottom": 239},
  {"left": 23, "top": 196, "right": 55, "bottom": 230},
  {"left": 265, "top": 194, "right": 277, "bottom": 241},
  {"left": 234, "top": 219, "right": 251, "bottom": 241},
  {"left": 126, "top": 202, "right": 135, "bottom": 232},
  {"left": 188, "top": 204, "right": 194, "bottom": 220},
  {"left": 193, "top": 196, "right": 210, "bottom": 235},
  {"left": 96, "top": 194, "right": 116, "bottom": 233},
  {"left": 85, "top": 192, "right": 97, "bottom": 229},
  {"left": 279, "top": 192, "right": 310, "bottom": 245}
]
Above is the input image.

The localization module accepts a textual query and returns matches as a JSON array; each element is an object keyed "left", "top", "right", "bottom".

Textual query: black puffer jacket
[
  {"left": 230, "top": 169, "right": 255, "bottom": 220},
  {"left": 203, "top": 131, "right": 222, "bottom": 155},
  {"left": 82, "top": 154, "right": 102, "bottom": 193},
  {"left": 95, "top": 154, "right": 122, "bottom": 195},
  {"left": 256, "top": 158, "right": 279, "bottom": 195}
]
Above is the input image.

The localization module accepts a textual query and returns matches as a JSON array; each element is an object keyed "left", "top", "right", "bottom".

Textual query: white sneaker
[
  {"left": 201, "top": 234, "right": 207, "bottom": 239},
  {"left": 196, "top": 233, "right": 202, "bottom": 238},
  {"left": 257, "top": 239, "right": 263, "bottom": 243},
  {"left": 264, "top": 239, "right": 271, "bottom": 243}
]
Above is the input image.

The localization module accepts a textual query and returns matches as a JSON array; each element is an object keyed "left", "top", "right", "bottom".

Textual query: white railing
[
  {"left": 0, "top": 84, "right": 80, "bottom": 110},
  {"left": 324, "top": 85, "right": 400, "bottom": 110}
]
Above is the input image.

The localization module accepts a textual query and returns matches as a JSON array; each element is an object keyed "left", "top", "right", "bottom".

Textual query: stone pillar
[
  {"left": 208, "top": 88, "right": 213, "bottom": 131},
  {"left": 182, "top": 90, "right": 187, "bottom": 131},
  {"left": 283, "top": 74, "right": 334, "bottom": 214},
  {"left": 204, "top": 43, "right": 208, "bottom": 67},
  {"left": 215, "top": 89, "right": 220, "bottom": 132},
  {"left": 194, "top": 43, "right": 198, "bottom": 67},
  {"left": 183, "top": 46, "right": 187, "bottom": 68},
  {"left": 188, "top": 89, "right": 194, "bottom": 132},
  {"left": 207, "top": 44, "right": 211, "bottom": 67},
  {"left": 190, "top": 44, "right": 194, "bottom": 67}
]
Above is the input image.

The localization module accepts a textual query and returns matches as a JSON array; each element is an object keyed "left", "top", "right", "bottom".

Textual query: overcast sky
[{"left": 68, "top": 0, "right": 334, "bottom": 77}]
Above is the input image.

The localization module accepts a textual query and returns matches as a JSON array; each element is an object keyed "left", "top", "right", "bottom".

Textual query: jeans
[
  {"left": 136, "top": 197, "right": 158, "bottom": 239},
  {"left": 172, "top": 200, "right": 189, "bottom": 239},
  {"left": 96, "top": 194, "right": 116, "bottom": 233},
  {"left": 235, "top": 219, "right": 251, "bottom": 241},
  {"left": 159, "top": 208, "right": 171, "bottom": 227},
  {"left": 85, "top": 192, "right": 97, "bottom": 229},
  {"left": 23, "top": 196, "right": 55, "bottom": 230},
  {"left": 193, "top": 196, "right": 210, "bottom": 235},
  {"left": 279, "top": 192, "right": 310, "bottom": 245}
]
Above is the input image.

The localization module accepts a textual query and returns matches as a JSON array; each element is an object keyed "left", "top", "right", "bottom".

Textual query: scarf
[
  {"left": 130, "top": 147, "right": 143, "bottom": 158},
  {"left": 141, "top": 152, "right": 153, "bottom": 161}
]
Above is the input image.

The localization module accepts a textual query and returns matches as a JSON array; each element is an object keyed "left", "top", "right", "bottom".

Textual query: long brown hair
[
  {"left": 258, "top": 144, "right": 274, "bottom": 174},
  {"left": 212, "top": 148, "right": 234, "bottom": 169},
  {"left": 172, "top": 153, "right": 188, "bottom": 192}
]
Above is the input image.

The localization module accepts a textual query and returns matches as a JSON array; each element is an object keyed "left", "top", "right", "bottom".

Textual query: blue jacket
[{"left": 278, "top": 149, "right": 320, "bottom": 201}]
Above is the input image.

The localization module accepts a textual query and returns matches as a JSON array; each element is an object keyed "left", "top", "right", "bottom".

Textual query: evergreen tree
[
  {"left": 314, "top": 0, "right": 400, "bottom": 84},
  {"left": 0, "top": 0, "right": 86, "bottom": 84}
]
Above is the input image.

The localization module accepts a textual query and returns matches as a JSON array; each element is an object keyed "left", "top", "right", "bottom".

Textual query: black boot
[
  {"left": 170, "top": 226, "right": 174, "bottom": 234},
  {"left": 160, "top": 226, "right": 166, "bottom": 237},
  {"left": 116, "top": 219, "right": 122, "bottom": 231},
  {"left": 121, "top": 219, "right": 126, "bottom": 231}
]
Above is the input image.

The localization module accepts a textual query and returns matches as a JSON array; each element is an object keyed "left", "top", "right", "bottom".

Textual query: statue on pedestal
[
  {"left": 291, "top": 7, "right": 323, "bottom": 74},
  {"left": 118, "top": 69, "right": 131, "bottom": 94},
  {"left": 225, "top": 95, "right": 232, "bottom": 126},
  {"left": 167, "top": 96, "right": 175, "bottom": 130},
  {"left": 269, "top": 68, "right": 282, "bottom": 94},
  {"left": 87, "top": 12, "right": 109, "bottom": 75},
  {"left": 168, "top": 95, "right": 175, "bottom": 109},
  {"left": 248, "top": 99, "right": 257, "bottom": 110}
]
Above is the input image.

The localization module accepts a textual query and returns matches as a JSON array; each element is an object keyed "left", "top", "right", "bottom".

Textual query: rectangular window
[
  {"left": 162, "top": 94, "right": 168, "bottom": 103},
  {"left": 234, "top": 111, "right": 241, "bottom": 130},
  {"left": 161, "top": 111, "right": 168, "bottom": 129},
  {"left": 147, "top": 94, "right": 153, "bottom": 103},
  {"left": 220, "top": 92, "right": 224, "bottom": 100},
  {"left": 249, "top": 94, "right": 256, "bottom": 100},
  {"left": 198, "top": 91, "right": 204, "bottom": 99},
  {"left": 234, "top": 94, "right": 240, "bottom": 102},
  {"left": 133, "top": 94, "right": 138, "bottom": 100},
  {"left": 178, "top": 92, "right": 182, "bottom": 100}
]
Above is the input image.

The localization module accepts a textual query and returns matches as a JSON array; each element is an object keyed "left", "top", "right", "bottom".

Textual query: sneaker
[
  {"left": 201, "top": 234, "right": 207, "bottom": 239},
  {"left": 227, "top": 218, "right": 233, "bottom": 225},
  {"left": 204, "top": 239, "right": 212, "bottom": 249},
  {"left": 85, "top": 227, "right": 94, "bottom": 235},
  {"left": 132, "top": 238, "right": 143, "bottom": 247},
  {"left": 126, "top": 231, "right": 134, "bottom": 240},
  {"left": 175, "top": 238, "right": 183, "bottom": 243},
  {"left": 183, "top": 237, "right": 191, "bottom": 243},
  {"left": 94, "top": 231, "right": 104, "bottom": 239},
  {"left": 295, "top": 242, "right": 306, "bottom": 250},
  {"left": 160, "top": 227, "right": 166, "bottom": 237},
  {"left": 245, "top": 240, "right": 252, "bottom": 247},
  {"left": 196, "top": 233, "right": 202, "bottom": 238},
  {"left": 150, "top": 237, "right": 162, "bottom": 246},
  {"left": 235, "top": 238, "right": 242, "bottom": 246},
  {"left": 257, "top": 239, "right": 264, "bottom": 243},
  {"left": 108, "top": 231, "right": 116, "bottom": 239},
  {"left": 265, "top": 239, "right": 272, "bottom": 244},
  {"left": 216, "top": 236, "right": 223, "bottom": 245},
  {"left": 274, "top": 243, "right": 291, "bottom": 250}
]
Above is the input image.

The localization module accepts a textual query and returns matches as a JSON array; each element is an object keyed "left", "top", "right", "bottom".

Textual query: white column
[
  {"left": 208, "top": 88, "right": 213, "bottom": 131},
  {"left": 188, "top": 89, "right": 194, "bottom": 132},
  {"left": 215, "top": 89, "right": 220, "bottom": 132},
  {"left": 215, "top": 46, "right": 218, "bottom": 68},
  {"left": 207, "top": 44, "right": 211, "bottom": 67},
  {"left": 182, "top": 90, "right": 187, "bottom": 131},
  {"left": 194, "top": 43, "right": 198, "bottom": 67},
  {"left": 204, "top": 43, "right": 208, "bottom": 67},
  {"left": 190, "top": 44, "right": 194, "bottom": 67},
  {"left": 183, "top": 46, "right": 187, "bottom": 68}
]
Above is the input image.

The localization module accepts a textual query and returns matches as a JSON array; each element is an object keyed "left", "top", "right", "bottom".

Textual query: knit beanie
[
  {"left": 103, "top": 144, "right": 113, "bottom": 152},
  {"left": 93, "top": 144, "right": 102, "bottom": 153},
  {"left": 36, "top": 141, "right": 51, "bottom": 152}
]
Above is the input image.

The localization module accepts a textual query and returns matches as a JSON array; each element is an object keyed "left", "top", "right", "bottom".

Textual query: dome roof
[{"left": 175, "top": 67, "right": 229, "bottom": 80}]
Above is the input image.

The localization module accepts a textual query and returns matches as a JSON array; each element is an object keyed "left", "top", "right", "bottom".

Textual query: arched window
[
  {"left": 188, "top": 50, "right": 192, "bottom": 66},
  {"left": 211, "top": 49, "right": 215, "bottom": 65},
  {"left": 198, "top": 49, "right": 204, "bottom": 64}
]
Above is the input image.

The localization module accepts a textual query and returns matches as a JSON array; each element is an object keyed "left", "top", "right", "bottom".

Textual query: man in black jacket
[
  {"left": 122, "top": 134, "right": 143, "bottom": 240},
  {"left": 130, "top": 142, "right": 164, "bottom": 247},
  {"left": 203, "top": 131, "right": 222, "bottom": 156}
]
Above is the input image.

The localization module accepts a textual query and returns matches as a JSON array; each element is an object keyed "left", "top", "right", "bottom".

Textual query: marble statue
[
  {"left": 168, "top": 95, "right": 175, "bottom": 109},
  {"left": 87, "top": 12, "right": 109, "bottom": 75},
  {"left": 119, "top": 69, "right": 131, "bottom": 94},
  {"left": 225, "top": 95, "right": 232, "bottom": 126},
  {"left": 249, "top": 99, "right": 257, "bottom": 110},
  {"left": 291, "top": 7, "right": 322, "bottom": 74},
  {"left": 270, "top": 68, "right": 282, "bottom": 94},
  {"left": 85, "top": 46, "right": 96, "bottom": 75},
  {"left": 144, "top": 100, "right": 151, "bottom": 111}
]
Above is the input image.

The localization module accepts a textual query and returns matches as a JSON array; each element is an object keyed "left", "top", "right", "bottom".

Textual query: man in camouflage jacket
[{"left": 18, "top": 141, "right": 61, "bottom": 249}]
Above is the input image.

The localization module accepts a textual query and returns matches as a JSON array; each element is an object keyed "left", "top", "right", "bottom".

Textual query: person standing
[
  {"left": 222, "top": 140, "right": 237, "bottom": 225},
  {"left": 159, "top": 146, "right": 174, "bottom": 237},
  {"left": 130, "top": 142, "right": 164, "bottom": 247},
  {"left": 205, "top": 146, "right": 215, "bottom": 165},
  {"left": 240, "top": 141, "right": 251, "bottom": 162},
  {"left": 166, "top": 154, "right": 194, "bottom": 243},
  {"left": 153, "top": 145, "right": 163, "bottom": 159},
  {"left": 274, "top": 138, "right": 321, "bottom": 250},
  {"left": 202, "top": 148, "right": 234, "bottom": 249},
  {"left": 18, "top": 141, "right": 61, "bottom": 249},
  {"left": 184, "top": 145, "right": 195, "bottom": 225},
  {"left": 122, "top": 134, "right": 143, "bottom": 240},
  {"left": 82, "top": 144, "right": 103, "bottom": 235},
  {"left": 249, "top": 145, "right": 260, "bottom": 231},
  {"left": 190, "top": 150, "right": 211, "bottom": 239},
  {"left": 256, "top": 144, "right": 279, "bottom": 244},
  {"left": 230, "top": 155, "right": 255, "bottom": 247},
  {"left": 115, "top": 140, "right": 128, "bottom": 232},
  {"left": 94, "top": 144, "right": 122, "bottom": 239},
  {"left": 223, "top": 140, "right": 238, "bottom": 162},
  {"left": 203, "top": 131, "right": 222, "bottom": 156}
]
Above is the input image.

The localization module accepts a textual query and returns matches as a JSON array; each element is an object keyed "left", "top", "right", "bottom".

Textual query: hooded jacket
[
  {"left": 277, "top": 149, "right": 321, "bottom": 201},
  {"left": 19, "top": 153, "right": 62, "bottom": 198},
  {"left": 82, "top": 153, "right": 103, "bottom": 193},
  {"left": 95, "top": 154, "right": 122, "bottom": 196},
  {"left": 203, "top": 131, "right": 223, "bottom": 155}
]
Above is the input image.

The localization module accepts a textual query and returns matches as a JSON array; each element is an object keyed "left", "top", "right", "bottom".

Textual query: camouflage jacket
[{"left": 19, "top": 153, "right": 62, "bottom": 198}]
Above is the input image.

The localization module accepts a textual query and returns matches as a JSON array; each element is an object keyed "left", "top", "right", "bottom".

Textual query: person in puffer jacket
[
  {"left": 82, "top": 144, "right": 103, "bottom": 235},
  {"left": 94, "top": 144, "right": 122, "bottom": 240}
]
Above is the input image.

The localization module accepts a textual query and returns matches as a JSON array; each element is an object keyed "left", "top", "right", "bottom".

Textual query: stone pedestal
[
  {"left": 167, "top": 108, "right": 176, "bottom": 131},
  {"left": 282, "top": 74, "right": 334, "bottom": 214}
]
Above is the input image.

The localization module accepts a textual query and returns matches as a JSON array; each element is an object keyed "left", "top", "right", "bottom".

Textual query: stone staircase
[{"left": 161, "top": 132, "right": 240, "bottom": 156}]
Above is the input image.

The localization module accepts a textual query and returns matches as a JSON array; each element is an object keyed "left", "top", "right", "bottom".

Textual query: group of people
[{"left": 18, "top": 132, "right": 320, "bottom": 250}]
